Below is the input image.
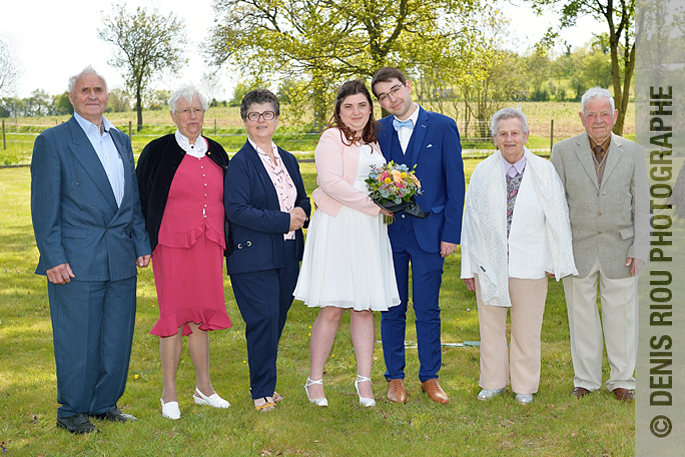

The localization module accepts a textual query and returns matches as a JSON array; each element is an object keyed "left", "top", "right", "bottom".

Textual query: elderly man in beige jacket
[{"left": 551, "top": 87, "right": 649, "bottom": 402}]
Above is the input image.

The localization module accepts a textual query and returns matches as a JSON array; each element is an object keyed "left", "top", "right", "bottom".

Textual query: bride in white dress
[{"left": 293, "top": 80, "right": 400, "bottom": 408}]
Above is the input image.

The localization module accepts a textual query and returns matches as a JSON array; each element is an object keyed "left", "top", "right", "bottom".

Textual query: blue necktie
[{"left": 393, "top": 118, "right": 414, "bottom": 131}]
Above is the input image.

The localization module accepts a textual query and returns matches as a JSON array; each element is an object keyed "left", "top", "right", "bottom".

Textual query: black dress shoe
[
  {"left": 90, "top": 405, "right": 138, "bottom": 422},
  {"left": 57, "top": 413, "right": 98, "bottom": 434}
]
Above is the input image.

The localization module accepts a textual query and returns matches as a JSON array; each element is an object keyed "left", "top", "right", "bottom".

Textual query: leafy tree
[
  {"left": 0, "top": 39, "right": 22, "bottom": 96},
  {"left": 204, "top": 0, "right": 487, "bottom": 128},
  {"left": 98, "top": 5, "right": 187, "bottom": 131},
  {"left": 52, "top": 91, "right": 74, "bottom": 115},
  {"left": 25, "top": 89, "right": 52, "bottom": 116},
  {"left": 107, "top": 88, "right": 132, "bottom": 113},
  {"left": 147, "top": 89, "right": 171, "bottom": 111},
  {"left": 461, "top": 50, "right": 527, "bottom": 140},
  {"left": 526, "top": 0, "right": 635, "bottom": 135}
]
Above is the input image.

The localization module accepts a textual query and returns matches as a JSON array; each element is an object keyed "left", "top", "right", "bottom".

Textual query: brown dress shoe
[
  {"left": 421, "top": 379, "right": 449, "bottom": 404},
  {"left": 386, "top": 379, "right": 407, "bottom": 403},
  {"left": 612, "top": 388, "right": 635, "bottom": 401},
  {"left": 570, "top": 387, "right": 591, "bottom": 398}
]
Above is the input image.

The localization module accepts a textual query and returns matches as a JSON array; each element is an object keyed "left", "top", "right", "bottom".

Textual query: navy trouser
[{"left": 48, "top": 277, "right": 137, "bottom": 418}]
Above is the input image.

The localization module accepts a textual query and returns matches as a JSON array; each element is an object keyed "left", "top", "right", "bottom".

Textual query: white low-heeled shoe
[
  {"left": 193, "top": 388, "right": 230, "bottom": 408},
  {"left": 304, "top": 377, "right": 328, "bottom": 407},
  {"left": 160, "top": 399, "right": 181, "bottom": 420},
  {"left": 515, "top": 393, "right": 534, "bottom": 404},
  {"left": 477, "top": 388, "right": 506, "bottom": 401},
  {"left": 354, "top": 375, "right": 376, "bottom": 408}
]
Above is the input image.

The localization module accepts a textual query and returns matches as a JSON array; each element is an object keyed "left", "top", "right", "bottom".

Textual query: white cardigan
[{"left": 461, "top": 148, "right": 578, "bottom": 307}]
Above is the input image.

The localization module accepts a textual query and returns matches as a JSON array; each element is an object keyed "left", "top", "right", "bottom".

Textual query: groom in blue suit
[
  {"left": 31, "top": 67, "right": 151, "bottom": 433},
  {"left": 372, "top": 67, "right": 465, "bottom": 404}
]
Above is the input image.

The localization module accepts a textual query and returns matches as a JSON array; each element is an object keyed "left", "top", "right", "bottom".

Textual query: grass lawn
[{"left": 0, "top": 161, "right": 634, "bottom": 456}]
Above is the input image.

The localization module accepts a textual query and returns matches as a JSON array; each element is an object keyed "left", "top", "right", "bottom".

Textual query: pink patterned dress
[{"left": 151, "top": 154, "right": 232, "bottom": 337}]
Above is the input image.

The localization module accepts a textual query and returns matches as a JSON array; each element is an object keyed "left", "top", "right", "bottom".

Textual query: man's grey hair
[
  {"left": 68, "top": 65, "right": 108, "bottom": 94},
  {"left": 490, "top": 108, "right": 529, "bottom": 137},
  {"left": 169, "top": 85, "right": 209, "bottom": 113},
  {"left": 581, "top": 87, "right": 615, "bottom": 113}
]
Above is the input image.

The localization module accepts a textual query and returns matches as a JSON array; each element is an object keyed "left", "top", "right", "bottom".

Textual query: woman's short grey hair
[
  {"left": 169, "top": 85, "right": 209, "bottom": 113},
  {"left": 68, "top": 65, "right": 108, "bottom": 94},
  {"left": 240, "top": 89, "right": 280, "bottom": 120},
  {"left": 581, "top": 87, "right": 615, "bottom": 113},
  {"left": 490, "top": 108, "right": 529, "bottom": 137}
]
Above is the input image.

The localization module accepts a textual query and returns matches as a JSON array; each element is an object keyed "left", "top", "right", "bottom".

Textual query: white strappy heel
[
  {"left": 355, "top": 375, "right": 376, "bottom": 407},
  {"left": 304, "top": 377, "right": 328, "bottom": 407}
]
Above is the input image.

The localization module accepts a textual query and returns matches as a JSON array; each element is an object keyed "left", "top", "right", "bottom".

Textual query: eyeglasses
[
  {"left": 377, "top": 84, "right": 403, "bottom": 103},
  {"left": 246, "top": 111, "right": 276, "bottom": 122},
  {"left": 177, "top": 107, "right": 205, "bottom": 116}
]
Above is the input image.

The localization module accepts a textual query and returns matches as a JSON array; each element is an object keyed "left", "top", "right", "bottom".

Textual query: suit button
[
  {"left": 598, "top": 231, "right": 602, "bottom": 235},
  {"left": 596, "top": 193, "right": 599, "bottom": 197},
  {"left": 598, "top": 212, "right": 602, "bottom": 216},
  {"left": 237, "top": 243, "right": 242, "bottom": 249},
  {"left": 90, "top": 205, "right": 95, "bottom": 210},
  {"left": 246, "top": 241, "right": 252, "bottom": 247},
  {"left": 76, "top": 181, "right": 81, "bottom": 186},
  {"left": 401, "top": 214, "right": 405, "bottom": 219}
]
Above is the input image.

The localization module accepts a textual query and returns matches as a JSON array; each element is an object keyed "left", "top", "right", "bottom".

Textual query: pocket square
[{"left": 426, "top": 144, "right": 433, "bottom": 148}]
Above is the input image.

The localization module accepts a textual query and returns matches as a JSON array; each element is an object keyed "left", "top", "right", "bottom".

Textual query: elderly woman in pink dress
[{"left": 136, "top": 85, "right": 232, "bottom": 420}]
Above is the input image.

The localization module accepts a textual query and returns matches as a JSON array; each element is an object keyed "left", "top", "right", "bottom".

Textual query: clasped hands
[{"left": 289, "top": 207, "right": 307, "bottom": 231}]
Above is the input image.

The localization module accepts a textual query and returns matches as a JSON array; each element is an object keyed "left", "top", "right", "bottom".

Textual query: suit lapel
[
  {"left": 110, "top": 129, "right": 132, "bottom": 210},
  {"left": 410, "top": 107, "right": 429, "bottom": 166},
  {"left": 600, "top": 133, "right": 622, "bottom": 186},
  {"left": 66, "top": 118, "right": 118, "bottom": 211},
  {"left": 573, "top": 133, "right": 600, "bottom": 190}
]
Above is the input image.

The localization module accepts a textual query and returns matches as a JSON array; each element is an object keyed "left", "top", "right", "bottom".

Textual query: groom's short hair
[{"left": 371, "top": 67, "right": 407, "bottom": 97}]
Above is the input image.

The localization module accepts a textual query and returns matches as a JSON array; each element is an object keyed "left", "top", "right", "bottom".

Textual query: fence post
[
  {"left": 128, "top": 121, "right": 132, "bottom": 141},
  {"left": 550, "top": 119, "right": 554, "bottom": 154},
  {"left": 214, "top": 119, "right": 217, "bottom": 135},
  {"left": 2, "top": 119, "right": 5, "bottom": 150}
]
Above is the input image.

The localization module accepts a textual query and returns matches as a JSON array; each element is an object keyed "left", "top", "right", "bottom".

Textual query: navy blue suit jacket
[
  {"left": 224, "top": 141, "right": 310, "bottom": 275},
  {"left": 377, "top": 107, "right": 465, "bottom": 252},
  {"left": 31, "top": 116, "right": 151, "bottom": 281}
]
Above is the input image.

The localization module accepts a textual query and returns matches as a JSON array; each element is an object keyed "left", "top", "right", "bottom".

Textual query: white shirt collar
[
  {"left": 74, "top": 111, "right": 114, "bottom": 135},
  {"left": 248, "top": 138, "right": 280, "bottom": 162},
  {"left": 174, "top": 130, "right": 207, "bottom": 158},
  {"left": 502, "top": 152, "right": 528, "bottom": 177},
  {"left": 394, "top": 103, "right": 420, "bottom": 126}
]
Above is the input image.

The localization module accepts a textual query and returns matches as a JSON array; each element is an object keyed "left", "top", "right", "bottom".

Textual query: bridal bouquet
[{"left": 366, "top": 161, "right": 427, "bottom": 224}]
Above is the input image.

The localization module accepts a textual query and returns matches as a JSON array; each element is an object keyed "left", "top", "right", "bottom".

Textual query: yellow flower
[
  {"left": 384, "top": 177, "right": 392, "bottom": 184},
  {"left": 400, "top": 172, "right": 407, "bottom": 179}
]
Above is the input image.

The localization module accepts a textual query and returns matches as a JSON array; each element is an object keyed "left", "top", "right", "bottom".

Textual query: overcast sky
[{"left": 2, "top": 0, "right": 603, "bottom": 99}]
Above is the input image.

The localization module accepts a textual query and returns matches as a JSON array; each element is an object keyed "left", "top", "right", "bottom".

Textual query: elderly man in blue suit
[
  {"left": 31, "top": 66, "right": 151, "bottom": 434},
  {"left": 371, "top": 67, "right": 465, "bottom": 404}
]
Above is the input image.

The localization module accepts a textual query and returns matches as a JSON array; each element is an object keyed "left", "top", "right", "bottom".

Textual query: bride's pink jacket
[{"left": 312, "top": 127, "right": 382, "bottom": 218}]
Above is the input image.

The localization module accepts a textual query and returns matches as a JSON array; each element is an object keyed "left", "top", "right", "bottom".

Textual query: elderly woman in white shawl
[{"left": 461, "top": 108, "right": 577, "bottom": 405}]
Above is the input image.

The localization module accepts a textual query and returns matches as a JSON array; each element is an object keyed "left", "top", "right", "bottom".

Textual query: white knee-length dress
[{"left": 293, "top": 143, "right": 400, "bottom": 311}]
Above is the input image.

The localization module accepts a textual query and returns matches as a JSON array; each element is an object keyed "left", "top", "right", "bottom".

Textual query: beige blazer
[{"left": 551, "top": 132, "right": 648, "bottom": 279}]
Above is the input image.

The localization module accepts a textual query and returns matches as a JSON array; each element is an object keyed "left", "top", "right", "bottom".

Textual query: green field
[
  {"left": 0, "top": 159, "right": 634, "bottom": 456},
  {"left": 0, "top": 101, "right": 636, "bottom": 166}
]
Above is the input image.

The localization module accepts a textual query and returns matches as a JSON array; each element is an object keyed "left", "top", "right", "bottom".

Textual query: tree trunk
[{"left": 136, "top": 83, "right": 143, "bottom": 132}]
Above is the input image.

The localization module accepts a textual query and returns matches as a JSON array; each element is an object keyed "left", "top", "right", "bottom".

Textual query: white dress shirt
[
  {"left": 74, "top": 112, "right": 125, "bottom": 207},
  {"left": 395, "top": 104, "right": 420, "bottom": 154}
]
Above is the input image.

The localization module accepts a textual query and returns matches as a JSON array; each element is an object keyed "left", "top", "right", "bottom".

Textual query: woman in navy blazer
[{"left": 224, "top": 89, "right": 311, "bottom": 412}]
